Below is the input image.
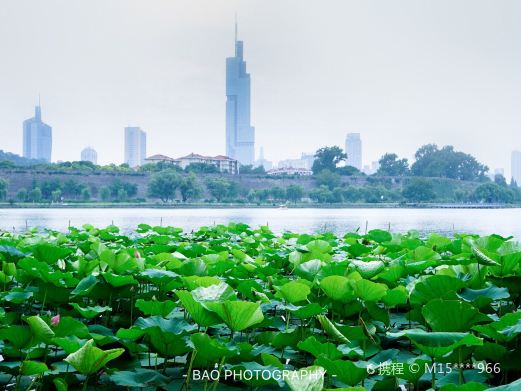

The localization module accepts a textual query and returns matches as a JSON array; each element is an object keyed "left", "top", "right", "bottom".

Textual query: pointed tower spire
[
  {"left": 234, "top": 13, "right": 238, "bottom": 44},
  {"left": 35, "top": 95, "right": 42, "bottom": 122}
]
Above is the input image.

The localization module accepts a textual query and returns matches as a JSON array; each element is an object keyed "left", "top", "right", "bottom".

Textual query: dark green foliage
[
  {"left": 411, "top": 144, "right": 488, "bottom": 181},
  {"left": 473, "top": 183, "right": 515, "bottom": 204},
  {"left": 377, "top": 153, "right": 409, "bottom": 176},
  {"left": 403, "top": 178, "right": 436, "bottom": 202},
  {"left": 312, "top": 146, "right": 347, "bottom": 174}
]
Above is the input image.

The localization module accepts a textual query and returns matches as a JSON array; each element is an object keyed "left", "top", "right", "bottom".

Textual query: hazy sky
[{"left": 1, "top": 0, "right": 520, "bottom": 176}]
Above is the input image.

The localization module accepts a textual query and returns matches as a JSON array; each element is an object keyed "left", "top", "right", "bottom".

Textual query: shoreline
[{"left": 0, "top": 202, "right": 518, "bottom": 210}]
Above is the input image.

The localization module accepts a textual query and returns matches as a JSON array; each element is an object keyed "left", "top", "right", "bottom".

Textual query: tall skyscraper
[
  {"left": 23, "top": 104, "right": 52, "bottom": 162},
  {"left": 124, "top": 127, "right": 146, "bottom": 168},
  {"left": 345, "top": 133, "right": 362, "bottom": 170},
  {"left": 81, "top": 147, "right": 98, "bottom": 164},
  {"left": 226, "top": 21, "right": 255, "bottom": 165},
  {"left": 512, "top": 150, "right": 521, "bottom": 185}
]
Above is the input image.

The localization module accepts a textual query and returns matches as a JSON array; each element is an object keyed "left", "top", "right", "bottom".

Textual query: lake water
[{"left": 0, "top": 207, "right": 520, "bottom": 238}]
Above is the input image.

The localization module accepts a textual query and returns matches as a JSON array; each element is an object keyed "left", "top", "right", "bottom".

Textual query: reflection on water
[{"left": 0, "top": 208, "right": 520, "bottom": 238}]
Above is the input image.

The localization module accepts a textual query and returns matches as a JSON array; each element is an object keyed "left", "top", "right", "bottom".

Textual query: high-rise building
[
  {"left": 23, "top": 105, "right": 52, "bottom": 162},
  {"left": 226, "top": 21, "right": 255, "bottom": 165},
  {"left": 255, "top": 147, "right": 273, "bottom": 170},
  {"left": 345, "top": 133, "right": 362, "bottom": 170},
  {"left": 512, "top": 151, "right": 521, "bottom": 184},
  {"left": 81, "top": 147, "right": 98, "bottom": 164},
  {"left": 124, "top": 127, "right": 146, "bottom": 168}
]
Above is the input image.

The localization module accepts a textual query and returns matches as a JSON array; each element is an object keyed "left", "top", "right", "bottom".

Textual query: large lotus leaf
[
  {"left": 295, "top": 259, "right": 324, "bottom": 281},
  {"left": 102, "top": 272, "right": 138, "bottom": 287},
  {"left": 0, "top": 325, "right": 32, "bottom": 349},
  {"left": 486, "top": 378, "right": 521, "bottom": 391},
  {"left": 110, "top": 368, "right": 169, "bottom": 388},
  {"left": 383, "top": 285, "right": 408, "bottom": 307},
  {"left": 469, "top": 241, "right": 500, "bottom": 266},
  {"left": 422, "top": 299, "right": 490, "bottom": 332},
  {"left": 181, "top": 275, "right": 222, "bottom": 290},
  {"left": 191, "top": 282, "right": 236, "bottom": 302},
  {"left": 3, "top": 289, "right": 33, "bottom": 304},
  {"left": 71, "top": 303, "right": 112, "bottom": 319},
  {"left": 349, "top": 260, "right": 385, "bottom": 279},
  {"left": 458, "top": 284, "right": 510, "bottom": 307},
  {"left": 135, "top": 299, "right": 176, "bottom": 317},
  {"left": 320, "top": 275, "right": 354, "bottom": 303},
  {"left": 53, "top": 336, "right": 87, "bottom": 354},
  {"left": 204, "top": 301, "right": 264, "bottom": 332},
  {"left": 26, "top": 316, "right": 55, "bottom": 344},
  {"left": 0, "top": 245, "right": 28, "bottom": 261},
  {"left": 276, "top": 280, "right": 311, "bottom": 304},
  {"left": 473, "top": 311, "right": 521, "bottom": 342},
  {"left": 354, "top": 279, "right": 388, "bottom": 301},
  {"left": 285, "top": 365, "right": 325, "bottom": 391},
  {"left": 175, "top": 290, "right": 221, "bottom": 327},
  {"left": 306, "top": 240, "right": 332, "bottom": 254},
  {"left": 365, "top": 229, "right": 392, "bottom": 243},
  {"left": 315, "top": 357, "right": 367, "bottom": 386},
  {"left": 146, "top": 328, "right": 190, "bottom": 358},
  {"left": 190, "top": 333, "right": 238, "bottom": 361},
  {"left": 316, "top": 315, "right": 349, "bottom": 343},
  {"left": 440, "top": 383, "right": 488, "bottom": 391},
  {"left": 297, "top": 336, "right": 342, "bottom": 360},
  {"left": 288, "top": 303, "right": 326, "bottom": 318},
  {"left": 393, "top": 330, "right": 483, "bottom": 359},
  {"left": 70, "top": 275, "right": 98, "bottom": 297},
  {"left": 410, "top": 275, "right": 464, "bottom": 305},
  {"left": 29, "top": 243, "right": 73, "bottom": 264},
  {"left": 134, "top": 316, "right": 196, "bottom": 334},
  {"left": 21, "top": 360, "right": 49, "bottom": 376},
  {"left": 64, "top": 339, "right": 124, "bottom": 375}
]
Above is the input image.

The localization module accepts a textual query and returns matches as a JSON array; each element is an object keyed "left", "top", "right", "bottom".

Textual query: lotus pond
[{"left": 0, "top": 223, "right": 520, "bottom": 390}]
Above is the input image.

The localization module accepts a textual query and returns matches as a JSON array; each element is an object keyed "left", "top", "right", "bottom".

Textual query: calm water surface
[{"left": 0, "top": 208, "right": 520, "bottom": 238}]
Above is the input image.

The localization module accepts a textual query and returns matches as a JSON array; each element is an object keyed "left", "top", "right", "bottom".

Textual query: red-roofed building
[{"left": 146, "top": 153, "right": 239, "bottom": 174}]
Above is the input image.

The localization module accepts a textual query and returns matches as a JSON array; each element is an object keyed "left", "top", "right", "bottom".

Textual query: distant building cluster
[{"left": 145, "top": 153, "right": 238, "bottom": 174}]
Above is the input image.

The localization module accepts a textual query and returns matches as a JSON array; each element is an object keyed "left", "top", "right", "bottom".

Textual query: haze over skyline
[{"left": 0, "top": 0, "right": 520, "bottom": 177}]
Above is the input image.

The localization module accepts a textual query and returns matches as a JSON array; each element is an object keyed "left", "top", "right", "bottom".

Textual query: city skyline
[{"left": 1, "top": 1, "right": 520, "bottom": 176}]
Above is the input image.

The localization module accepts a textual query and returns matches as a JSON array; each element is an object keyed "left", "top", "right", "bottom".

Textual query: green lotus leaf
[
  {"left": 285, "top": 365, "right": 325, "bottom": 391},
  {"left": 204, "top": 301, "right": 264, "bottom": 332},
  {"left": 315, "top": 357, "right": 367, "bottom": 386},
  {"left": 190, "top": 333, "right": 238, "bottom": 361},
  {"left": 320, "top": 275, "right": 354, "bottom": 303},
  {"left": 175, "top": 290, "right": 221, "bottom": 327},
  {"left": 354, "top": 279, "right": 388, "bottom": 301},
  {"left": 102, "top": 272, "right": 138, "bottom": 287},
  {"left": 110, "top": 368, "right": 170, "bottom": 388},
  {"left": 410, "top": 275, "right": 465, "bottom": 305},
  {"left": 422, "top": 299, "right": 490, "bottom": 332},
  {"left": 135, "top": 299, "right": 176, "bottom": 317},
  {"left": 21, "top": 360, "right": 49, "bottom": 376},
  {"left": 26, "top": 315, "right": 55, "bottom": 344},
  {"left": 316, "top": 315, "right": 349, "bottom": 343},
  {"left": 276, "top": 280, "right": 311, "bottom": 304},
  {"left": 191, "top": 282, "right": 236, "bottom": 302},
  {"left": 70, "top": 303, "right": 112, "bottom": 319},
  {"left": 349, "top": 260, "right": 385, "bottom": 279},
  {"left": 297, "top": 336, "right": 342, "bottom": 360},
  {"left": 64, "top": 339, "right": 124, "bottom": 375},
  {"left": 70, "top": 275, "right": 98, "bottom": 297}
]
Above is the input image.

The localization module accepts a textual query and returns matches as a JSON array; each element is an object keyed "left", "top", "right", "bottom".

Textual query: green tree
[
  {"left": 240, "top": 165, "right": 266, "bottom": 175},
  {"left": 28, "top": 187, "right": 42, "bottom": 203},
  {"left": 81, "top": 187, "right": 91, "bottom": 201},
  {"left": 100, "top": 186, "right": 111, "bottom": 202},
  {"left": 377, "top": 153, "right": 409, "bottom": 176},
  {"left": 0, "top": 178, "right": 8, "bottom": 201},
  {"left": 51, "top": 189, "right": 62, "bottom": 203},
  {"left": 117, "top": 188, "right": 128, "bottom": 202},
  {"left": 286, "top": 184, "right": 304, "bottom": 203},
  {"left": 402, "top": 178, "right": 436, "bottom": 202},
  {"left": 337, "top": 165, "right": 363, "bottom": 176},
  {"left": 40, "top": 179, "right": 61, "bottom": 200},
  {"left": 270, "top": 186, "right": 286, "bottom": 202},
  {"left": 411, "top": 144, "right": 488, "bottom": 181},
  {"left": 179, "top": 174, "right": 203, "bottom": 202},
  {"left": 312, "top": 146, "right": 347, "bottom": 174},
  {"left": 62, "top": 180, "right": 83, "bottom": 199},
  {"left": 309, "top": 186, "right": 333, "bottom": 203},
  {"left": 494, "top": 174, "right": 507, "bottom": 187},
  {"left": 17, "top": 188, "right": 28, "bottom": 202},
  {"left": 315, "top": 169, "right": 341, "bottom": 190},
  {"left": 148, "top": 170, "right": 182, "bottom": 202},
  {"left": 205, "top": 177, "right": 231, "bottom": 202},
  {"left": 473, "top": 183, "right": 514, "bottom": 204}
]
